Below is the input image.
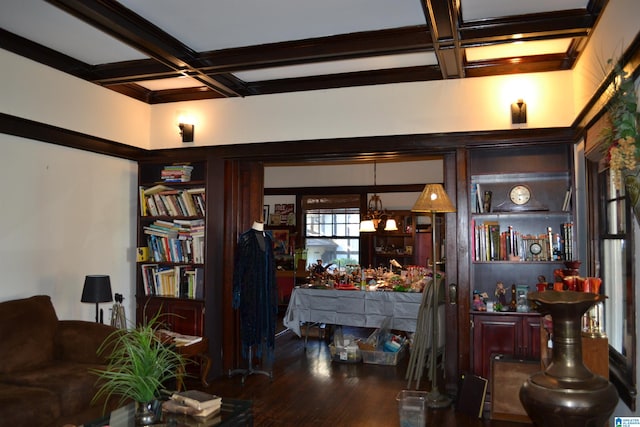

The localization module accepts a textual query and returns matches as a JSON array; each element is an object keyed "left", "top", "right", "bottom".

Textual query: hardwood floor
[{"left": 193, "top": 326, "right": 532, "bottom": 427}]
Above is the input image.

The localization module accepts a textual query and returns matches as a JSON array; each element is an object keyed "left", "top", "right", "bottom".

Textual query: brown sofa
[{"left": 0, "top": 295, "right": 120, "bottom": 427}]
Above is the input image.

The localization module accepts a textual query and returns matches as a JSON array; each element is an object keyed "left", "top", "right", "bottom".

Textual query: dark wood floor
[{"left": 191, "top": 326, "right": 531, "bottom": 427}]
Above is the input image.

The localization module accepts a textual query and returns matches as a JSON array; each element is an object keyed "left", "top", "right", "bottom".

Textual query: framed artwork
[
  {"left": 271, "top": 229, "right": 289, "bottom": 255},
  {"left": 263, "top": 205, "right": 269, "bottom": 223},
  {"left": 274, "top": 203, "right": 295, "bottom": 225}
]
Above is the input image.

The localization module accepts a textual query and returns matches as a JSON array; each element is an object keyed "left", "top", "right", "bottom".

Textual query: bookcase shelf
[{"left": 136, "top": 161, "right": 207, "bottom": 336}]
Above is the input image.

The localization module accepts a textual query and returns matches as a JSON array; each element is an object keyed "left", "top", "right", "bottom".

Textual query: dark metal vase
[{"left": 519, "top": 291, "right": 618, "bottom": 427}]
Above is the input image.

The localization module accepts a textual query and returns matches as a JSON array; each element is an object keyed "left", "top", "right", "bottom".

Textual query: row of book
[
  {"left": 472, "top": 221, "right": 574, "bottom": 262},
  {"left": 161, "top": 164, "right": 194, "bottom": 182},
  {"left": 144, "top": 219, "right": 205, "bottom": 263},
  {"left": 140, "top": 184, "right": 205, "bottom": 217},
  {"left": 141, "top": 263, "right": 204, "bottom": 299}
]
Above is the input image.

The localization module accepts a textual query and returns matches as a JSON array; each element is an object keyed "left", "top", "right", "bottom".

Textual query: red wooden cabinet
[
  {"left": 137, "top": 296, "right": 204, "bottom": 336},
  {"left": 471, "top": 312, "right": 541, "bottom": 380}
]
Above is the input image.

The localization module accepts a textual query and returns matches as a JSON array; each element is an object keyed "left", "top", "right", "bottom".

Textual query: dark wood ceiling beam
[
  {"left": 422, "top": 0, "right": 463, "bottom": 79},
  {"left": 465, "top": 53, "right": 570, "bottom": 78},
  {"left": 187, "top": 26, "right": 433, "bottom": 73},
  {"left": 46, "top": 0, "right": 243, "bottom": 97},
  {"left": 459, "top": 9, "right": 596, "bottom": 45},
  {"left": 85, "top": 26, "right": 433, "bottom": 84},
  {"left": 0, "top": 28, "right": 92, "bottom": 79},
  {"left": 243, "top": 65, "right": 442, "bottom": 96}
]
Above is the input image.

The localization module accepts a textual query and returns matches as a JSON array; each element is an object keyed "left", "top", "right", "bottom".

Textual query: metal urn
[{"left": 519, "top": 291, "right": 618, "bottom": 427}]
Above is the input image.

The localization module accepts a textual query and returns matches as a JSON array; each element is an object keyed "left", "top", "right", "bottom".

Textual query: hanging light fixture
[{"left": 359, "top": 162, "right": 398, "bottom": 232}]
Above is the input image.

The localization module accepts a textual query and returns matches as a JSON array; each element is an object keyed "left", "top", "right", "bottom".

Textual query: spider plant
[{"left": 92, "top": 311, "right": 186, "bottom": 407}]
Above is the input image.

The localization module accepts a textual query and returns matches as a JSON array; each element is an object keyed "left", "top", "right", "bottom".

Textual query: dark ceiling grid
[{"left": 0, "top": 0, "right": 606, "bottom": 104}]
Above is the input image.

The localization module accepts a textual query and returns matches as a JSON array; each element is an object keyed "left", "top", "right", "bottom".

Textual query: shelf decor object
[
  {"left": 519, "top": 291, "right": 618, "bottom": 427},
  {"left": 81, "top": 275, "right": 113, "bottom": 323},
  {"left": 410, "top": 183, "right": 455, "bottom": 408}
]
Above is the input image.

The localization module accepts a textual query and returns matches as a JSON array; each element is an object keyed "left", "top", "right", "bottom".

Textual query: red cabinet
[
  {"left": 137, "top": 296, "right": 204, "bottom": 336},
  {"left": 471, "top": 312, "right": 541, "bottom": 380}
]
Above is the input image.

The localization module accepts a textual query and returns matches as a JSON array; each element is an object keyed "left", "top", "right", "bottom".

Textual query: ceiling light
[{"left": 359, "top": 162, "right": 398, "bottom": 232}]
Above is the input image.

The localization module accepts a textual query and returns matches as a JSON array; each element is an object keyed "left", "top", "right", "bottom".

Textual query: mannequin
[{"left": 230, "top": 220, "right": 276, "bottom": 383}]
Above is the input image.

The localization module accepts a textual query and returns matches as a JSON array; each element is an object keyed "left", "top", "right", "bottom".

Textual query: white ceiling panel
[
  {"left": 137, "top": 76, "right": 204, "bottom": 91},
  {"left": 461, "top": 0, "right": 589, "bottom": 21},
  {"left": 466, "top": 38, "right": 573, "bottom": 62},
  {"left": 0, "top": 0, "right": 145, "bottom": 64},
  {"left": 117, "top": 0, "right": 426, "bottom": 51}
]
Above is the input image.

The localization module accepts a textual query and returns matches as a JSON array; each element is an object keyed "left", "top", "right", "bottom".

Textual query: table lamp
[
  {"left": 411, "top": 183, "right": 456, "bottom": 408},
  {"left": 81, "top": 275, "right": 113, "bottom": 323}
]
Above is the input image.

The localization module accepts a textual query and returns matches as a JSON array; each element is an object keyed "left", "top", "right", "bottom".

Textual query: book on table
[{"left": 164, "top": 390, "right": 222, "bottom": 419}]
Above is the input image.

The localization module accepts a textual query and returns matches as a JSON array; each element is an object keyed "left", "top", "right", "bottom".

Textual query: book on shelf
[
  {"left": 169, "top": 390, "right": 221, "bottom": 412},
  {"left": 161, "top": 164, "right": 194, "bottom": 183},
  {"left": 140, "top": 185, "right": 206, "bottom": 217},
  {"left": 562, "top": 187, "right": 572, "bottom": 211},
  {"left": 158, "top": 329, "right": 204, "bottom": 347}
]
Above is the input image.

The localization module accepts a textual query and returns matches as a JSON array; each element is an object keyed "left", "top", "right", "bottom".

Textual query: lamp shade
[
  {"left": 411, "top": 184, "right": 456, "bottom": 213},
  {"left": 81, "top": 275, "right": 113, "bottom": 303}
]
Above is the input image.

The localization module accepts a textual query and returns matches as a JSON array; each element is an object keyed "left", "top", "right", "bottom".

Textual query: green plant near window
[
  {"left": 92, "top": 311, "right": 185, "bottom": 416},
  {"left": 600, "top": 59, "right": 640, "bottom": 191}
]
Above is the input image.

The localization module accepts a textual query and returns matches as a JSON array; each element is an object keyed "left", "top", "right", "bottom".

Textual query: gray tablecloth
[{"left": 284, "top": 288, "right": 444, "bottom": 347}]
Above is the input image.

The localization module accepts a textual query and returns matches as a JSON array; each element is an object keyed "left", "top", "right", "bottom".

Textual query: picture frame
[
  {"left": 263, "top": 205, "right": 269, "bottom": 223},
  {"left": 271, "top": 229, "right": 289, "bottom": 255}
]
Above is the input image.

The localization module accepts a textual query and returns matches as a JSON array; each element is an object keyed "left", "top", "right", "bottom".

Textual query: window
[
  {"left": 597, "top": 166, "right": 637, "bottom": 410},
  {"left": 302, "top": 195, "right": 361, "bottom": 268}
]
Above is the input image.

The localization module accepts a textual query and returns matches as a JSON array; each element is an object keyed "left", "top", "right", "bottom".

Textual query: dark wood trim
[
  {"left": 0, "top": 113, "right": 147, "bottom": 160},
  {"left": 459, "top": 9, "right": 595, "bottom": 44},
  {"left": 265, "top": 184, "right": 427, "bottom": 196},
  {"left": 573, "top": 30, "right": 640, "bottom": 135}
]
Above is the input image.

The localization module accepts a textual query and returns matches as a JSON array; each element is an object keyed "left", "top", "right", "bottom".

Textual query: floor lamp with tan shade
[{"left": 411, "top": 183, "right": 456, "bottom": 408}]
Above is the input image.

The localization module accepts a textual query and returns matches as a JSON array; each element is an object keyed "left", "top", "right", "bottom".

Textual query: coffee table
[{"left": 81, "top": 398, "right": 252, "bottom": 426}]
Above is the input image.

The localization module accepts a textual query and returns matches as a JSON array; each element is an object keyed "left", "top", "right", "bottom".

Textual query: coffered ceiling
[{"left": 0, "top": 0, "right": 605, "bottom": 104}]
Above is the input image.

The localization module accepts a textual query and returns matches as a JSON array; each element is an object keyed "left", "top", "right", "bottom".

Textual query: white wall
[
  {"left": 573, "top": 0, "right": 640, "bottom": 122},
  {"left": 0, "top": 49, "right": 151, "bottom": 150},
  {"left": 149, "top": 71, "right": 574, "bottom": 149},
  {"left": 0, "top": 134, "right": 138, "bottom": 322}
]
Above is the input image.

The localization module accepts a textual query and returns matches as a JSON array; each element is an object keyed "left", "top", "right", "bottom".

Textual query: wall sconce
[
  {"left": 511, "top": 99, "right": 527, "bottom": 124},
  {"left": 179, "top": 123, "right": 194, "bottom": 142}
]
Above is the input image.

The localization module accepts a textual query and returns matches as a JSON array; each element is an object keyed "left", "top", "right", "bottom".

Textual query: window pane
[
  {"left": 603, "top": 238, "right": 628, "bottom": 354},
  {"left": 304, "top": 207, "right": 360, "bottom": 266}
]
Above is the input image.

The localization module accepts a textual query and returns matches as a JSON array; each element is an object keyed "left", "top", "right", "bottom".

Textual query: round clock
[
  {"left": 509, "top": 185, "right": 531, "bottom": 205},
  {"left": 529, "top": 242, "right": 542, "bottom": 256}
]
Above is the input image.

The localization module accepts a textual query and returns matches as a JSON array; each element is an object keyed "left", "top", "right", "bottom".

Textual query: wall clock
[{"left": 509, "top": 185, "right": 531, "bottom": 206}]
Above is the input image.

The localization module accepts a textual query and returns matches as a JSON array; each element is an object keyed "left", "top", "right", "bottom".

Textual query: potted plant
[
  {"left": 92, "top": 312, "right": 186, "bottom": 425},
  {"left": 600, "top": 59, "right": 640, "bottom": 221}
]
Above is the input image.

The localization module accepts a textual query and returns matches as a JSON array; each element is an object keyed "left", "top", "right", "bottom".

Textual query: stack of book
[
  {"left": 162, "top": 164, "right": 194, "bottom": 182},
  {"left": 163, "top": 390, "right": 221, "bottom": 422},
  {"left": 140, "top": 185, "right": 206, "bottom": 217}
]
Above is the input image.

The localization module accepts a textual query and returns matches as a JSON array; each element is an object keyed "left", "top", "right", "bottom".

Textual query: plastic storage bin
[
  {"left": 361, "top": 344, "right": 407, "bottom": 365},
  {"left": 396, "top": 390, "right": 427, "bottom": 427}
]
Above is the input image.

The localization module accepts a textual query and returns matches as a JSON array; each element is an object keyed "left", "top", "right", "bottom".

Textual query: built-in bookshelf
[
  {"left": 136, "top": 161, "right": 207, "bottom": 336},
  {"left": 468, "top": 145, "right": 575, "bottom": 299}
]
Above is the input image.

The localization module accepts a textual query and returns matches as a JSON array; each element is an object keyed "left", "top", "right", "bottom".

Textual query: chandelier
[{"left": 359, "top": 162, "right": 398, "bottom": 232}]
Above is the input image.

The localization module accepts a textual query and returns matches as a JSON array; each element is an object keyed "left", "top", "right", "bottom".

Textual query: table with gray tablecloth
[{"left": 283, "top": 288, "right": 444, "bottom": 346}]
